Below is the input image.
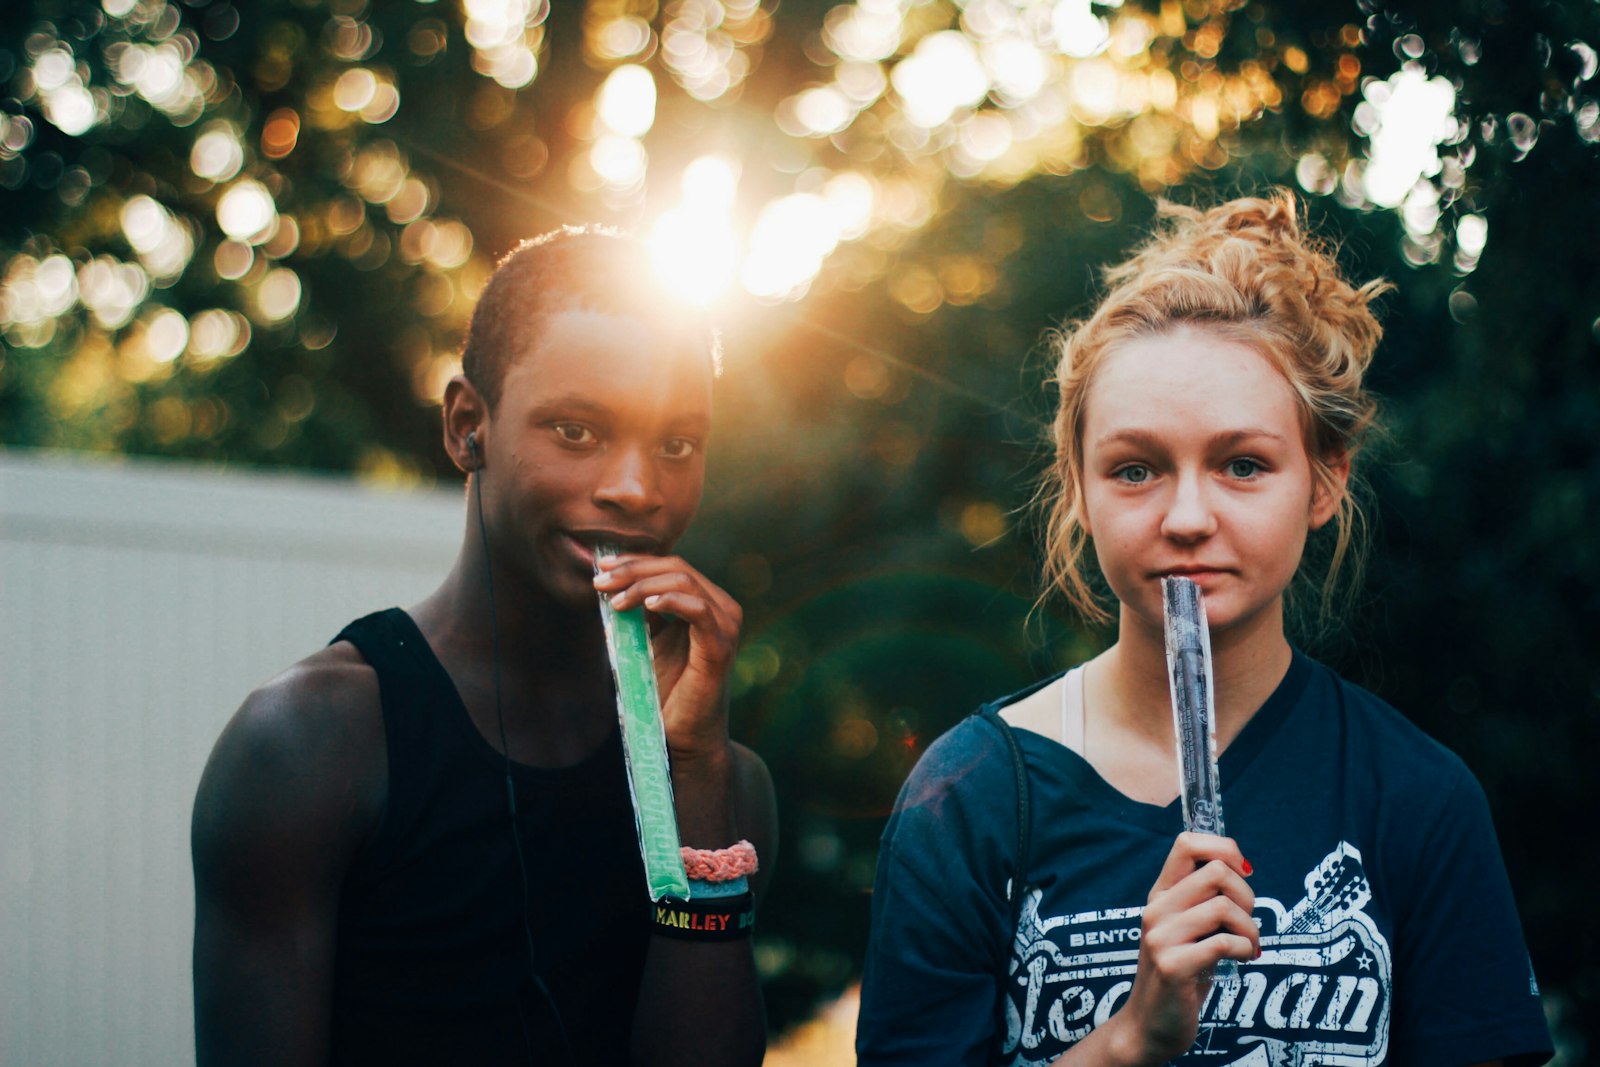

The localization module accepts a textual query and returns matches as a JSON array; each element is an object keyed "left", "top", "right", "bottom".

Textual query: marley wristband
[{"left": 650, "top": 892, "right": 755, "bottom": 942}]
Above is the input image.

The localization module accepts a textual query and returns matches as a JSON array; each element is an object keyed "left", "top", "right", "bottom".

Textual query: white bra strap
[{"left": 1060, "top": 665, "right": 1087, "bottom": 755}]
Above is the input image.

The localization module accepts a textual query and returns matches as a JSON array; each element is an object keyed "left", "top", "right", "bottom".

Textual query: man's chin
[
  {"left": 503, "top": 551, "right": 601, "bottom": 615},
  {"left": 546, "top": 570, "right": 603, "bottom": 615}
]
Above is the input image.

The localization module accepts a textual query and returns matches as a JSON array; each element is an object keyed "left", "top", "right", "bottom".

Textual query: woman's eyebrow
[
  {"left": 1091, "top": 428, "right": 1288, "bottom": 448},
  {"left": 1207, "top": 428, "right": 1289, "bottom": 447},
  {"left": 1091, "top": 428, "right": 1165, "bottom": 449}
]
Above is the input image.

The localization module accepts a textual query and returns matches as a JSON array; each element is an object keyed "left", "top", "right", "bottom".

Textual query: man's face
[{"left": 481, "top": 307, "right": 714, "bottom": 609}]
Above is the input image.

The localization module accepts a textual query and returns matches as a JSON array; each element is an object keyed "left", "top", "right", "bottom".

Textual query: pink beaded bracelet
[{"left": 680, "top": 839, "right": 759, "bottom": 883}]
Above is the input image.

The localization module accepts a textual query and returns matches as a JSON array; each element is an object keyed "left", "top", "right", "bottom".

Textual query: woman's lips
[{"left": 1159, "top": 568, "right": 1229, "bottom": 582}]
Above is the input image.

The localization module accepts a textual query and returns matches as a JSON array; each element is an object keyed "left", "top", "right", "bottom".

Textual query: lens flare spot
[
  {"left": 190, "top": 122, "right": 244, "bottom": 182},
  {"left": 590, "top": 135, "right": 648, "bottom": 189},
  {"left": 891, "top": 31, "right": 990, "bottom": 128},
  {"left": 832, "top": 718, "right": 879, "bottom": 759},
  {"left": 741, "top": 194, "right": 840, "bottom": 302},
  {"left": 596, "top": 64, "right": 657, "bottom": 138},
  {"left": 958, "top": 501, "right": 1007, "bottom": 547},
  {"left": 144, "top": 307, "right": 190, "bottom": 363},
  {"left": 217, "top": 179, "right": 278, "bottom": 243},
  {"left": 188, "top": 308, "right": 251, "bottom": 361},
  {"left": 1361, "top": 67, "right": 1457, "bottom": 210},
  {"left": 651, "top": 156, "right": 741, "bottom": 306},
  {"left": 1052, "top": 0, "right": 1111, "bottom": 58},
  {"left": 254, "top": 267, "right": 302, "bottom": 323},
  {"left": 335, "top": 68, "right": 377, "bottom": 112}
]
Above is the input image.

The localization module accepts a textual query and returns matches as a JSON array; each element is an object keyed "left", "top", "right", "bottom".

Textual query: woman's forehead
[{"left": 1084, "top": 328, "right": 1301, "bottom": 439}]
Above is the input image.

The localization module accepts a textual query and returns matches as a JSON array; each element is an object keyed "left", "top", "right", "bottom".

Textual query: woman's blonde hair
[{"left": 1040, "top": 191, "right": 1391, "bottom": 630}]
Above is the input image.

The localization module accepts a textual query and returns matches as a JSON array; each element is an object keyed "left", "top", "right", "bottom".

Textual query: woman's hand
[
  {"left": 592, "top": 553, "right": 742, "bottom": 764},
  {"left": 1095, "top": 832, "right": 1259, "bottom": 1066}
]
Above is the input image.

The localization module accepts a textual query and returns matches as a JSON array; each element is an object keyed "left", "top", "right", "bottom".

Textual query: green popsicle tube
[{"left": 595, "top": 545, "right": 690, "bottom": 902}]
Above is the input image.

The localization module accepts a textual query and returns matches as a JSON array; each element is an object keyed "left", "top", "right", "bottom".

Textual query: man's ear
[
  {"left": 1310, "top": 451, "right": 1351, "bottom": 530},
  {"left": 443, "top": 375, "right": 487, "bottom": 474}
]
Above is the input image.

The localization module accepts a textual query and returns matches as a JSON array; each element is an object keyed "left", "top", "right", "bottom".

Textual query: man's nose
[{"left": 592, "top": 447, "right": 662, "bottom": 514}]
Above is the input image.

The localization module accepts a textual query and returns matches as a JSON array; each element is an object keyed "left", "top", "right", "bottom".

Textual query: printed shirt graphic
[{"left": 1003, "top": 843, "right": 1389, "bottom": 1066}]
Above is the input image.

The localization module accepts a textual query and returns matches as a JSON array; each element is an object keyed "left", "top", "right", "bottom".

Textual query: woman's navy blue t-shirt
[{"left": 858, "top": 653, "right": 1553, "bottom": 1066}]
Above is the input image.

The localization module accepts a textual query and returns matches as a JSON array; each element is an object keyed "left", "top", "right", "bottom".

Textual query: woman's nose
[{"left": 1160, "top": 472, "right": 1218, "bottom": 543}]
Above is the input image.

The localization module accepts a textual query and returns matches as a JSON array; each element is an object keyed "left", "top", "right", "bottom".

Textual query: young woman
[{"left": 856, "top": 194, "right": 1552, "bottom": 1066}]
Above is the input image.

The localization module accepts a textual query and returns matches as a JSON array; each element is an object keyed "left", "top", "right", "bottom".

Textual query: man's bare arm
[
  {"left": 191, "top": 647, "right": 384, "bottom": 1067},
  {"left": 630, "top": 741, "right": 778, "bottom": 1067}
]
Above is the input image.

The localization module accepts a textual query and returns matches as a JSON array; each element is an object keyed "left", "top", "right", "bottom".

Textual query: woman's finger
[
  {"left": 1149, "top": 832, "right": 1251, "bottom": 897},
  {"left": 1155, "top": 858, "right": 1256, "bottom": 917},
  {"left": 1146, "top": 893, "right": 1259, "bottom": 955}
]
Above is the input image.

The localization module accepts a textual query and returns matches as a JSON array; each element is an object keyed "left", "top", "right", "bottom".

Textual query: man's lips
[{"left": 563, "top": 530, "right": 662, "bottom": 566}]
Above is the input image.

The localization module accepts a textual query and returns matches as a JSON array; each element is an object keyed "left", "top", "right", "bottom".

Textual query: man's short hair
[{"left": 461, "top": 225, "right": 722, "bottom": 411}]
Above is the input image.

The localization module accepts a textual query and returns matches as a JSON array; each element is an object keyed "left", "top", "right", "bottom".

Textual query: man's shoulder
[
  {"left": 230, "top": 641, "right": 384, "bottom": 760},
  {"left": 196, "top": 641, "right": 387, "bottom": 847}
]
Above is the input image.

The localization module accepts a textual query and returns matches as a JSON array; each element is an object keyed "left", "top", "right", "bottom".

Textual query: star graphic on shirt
[{"left": 1357, "top": 952, "right": 1373, "bottom": 971}]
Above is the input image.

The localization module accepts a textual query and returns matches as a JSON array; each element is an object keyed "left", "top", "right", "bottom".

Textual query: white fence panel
[{"left": 1, "top": 450, "right": 463, "bottom": 1067}]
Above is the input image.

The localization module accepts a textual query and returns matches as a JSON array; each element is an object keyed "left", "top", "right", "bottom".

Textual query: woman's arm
[{"left": 857, "top": 720, "right": 1029, "bottom": 1066}]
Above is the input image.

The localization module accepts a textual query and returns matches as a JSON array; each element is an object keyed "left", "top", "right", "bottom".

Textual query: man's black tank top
[{"left": 328, "top": 608, "right": 650, "bottom": 1065}]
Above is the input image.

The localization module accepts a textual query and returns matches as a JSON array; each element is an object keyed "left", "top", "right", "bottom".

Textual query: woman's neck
[{"left": 1097, "top": 598, "right": 1293, "bottom": 756}]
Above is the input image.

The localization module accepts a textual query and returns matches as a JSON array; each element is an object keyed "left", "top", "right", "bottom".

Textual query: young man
[{"left": 191, "top": 228, "right": 777, "bottom": 1066}]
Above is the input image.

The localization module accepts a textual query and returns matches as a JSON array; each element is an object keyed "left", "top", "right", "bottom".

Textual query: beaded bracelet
[{"left": 651, "top": 892, "right": 755, "bottom": 942}]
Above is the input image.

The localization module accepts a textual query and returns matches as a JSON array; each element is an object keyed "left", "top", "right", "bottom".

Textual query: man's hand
[{"left": 592, "top": 552, "right": 743, "bottom": 764}]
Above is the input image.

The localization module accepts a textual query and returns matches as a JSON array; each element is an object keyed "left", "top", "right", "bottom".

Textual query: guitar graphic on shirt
[
  {"left": 1003, "top": 842, "right": 1393, "bottom": 1067},
  {"left": 1196, "top": 842, "right": 1392, "bottom": 1065},
  {"left": 1281, "top": 843, "right": 1370, "bottom": 935}
]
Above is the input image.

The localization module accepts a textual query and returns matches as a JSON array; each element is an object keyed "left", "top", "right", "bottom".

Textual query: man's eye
[
  {"left": 554, "top": 424, "right": 596, "bottom": 445},
  {"left": 661, "top": 438, "right": 697, "bottom": 459},
  {"left": 1226, "top": 458, "right": 1261, "bottom": 478},
  {"left": 1114, "top": 464, "right": 1152, "bottom": 484}
]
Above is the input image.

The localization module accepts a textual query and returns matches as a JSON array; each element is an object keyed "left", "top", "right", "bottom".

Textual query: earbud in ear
[{"left": 466, "top": 431, "right": 480, "bottom": 468}]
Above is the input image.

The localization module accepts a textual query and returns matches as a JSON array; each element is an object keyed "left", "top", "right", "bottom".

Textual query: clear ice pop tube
[
  {"left": 595, "top": 545, "right": 690, "bottom": 902},
  {"left": 1161, "top": 575, "right": 1239, "bottom": 986}
]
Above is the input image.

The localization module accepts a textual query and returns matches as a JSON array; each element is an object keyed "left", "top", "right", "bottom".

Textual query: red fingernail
[
  {"left": 1254, "top": 946, "right": 1262, "bottom": 959},
  {"left": 1241, "top": 858, "right": 1254, "bottom": 876}
]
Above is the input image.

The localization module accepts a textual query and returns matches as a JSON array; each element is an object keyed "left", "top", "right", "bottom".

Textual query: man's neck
[{"left": 408, "top": 543, "right": 618, "bottom": 767}]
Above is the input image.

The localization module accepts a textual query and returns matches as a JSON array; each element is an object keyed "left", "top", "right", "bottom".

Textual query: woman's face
[{"left": 1078, "top": 325, "right": 1343, "bottom": 642}]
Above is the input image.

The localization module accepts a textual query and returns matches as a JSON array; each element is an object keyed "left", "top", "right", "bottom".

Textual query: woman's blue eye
[
  {"left": 1227, "top": 458, "right": 1261, "bottom": 478},
  {"left": 1116, "top": 465, "right": 1151, "bottom": 484}
]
